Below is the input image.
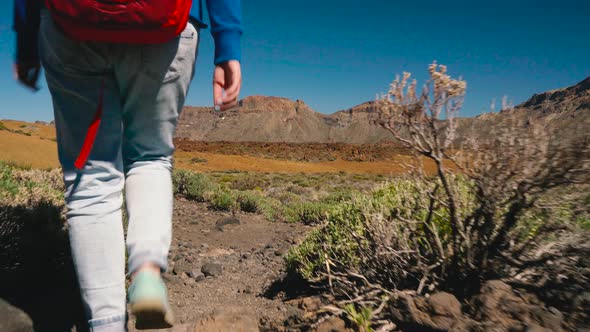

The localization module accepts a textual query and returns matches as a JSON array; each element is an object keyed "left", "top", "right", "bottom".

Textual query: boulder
[
  {"left": 473, "top": 280, "right": 564, "bottom": 332},
  {"left": 0, "top": 298, "right": 33, "bottom": 332},
  {"left": 215, "top": 217, "right": 240, "bottom": 231},
  {"left": 202, "top": 262, "right": 223, "bottom": 277}
]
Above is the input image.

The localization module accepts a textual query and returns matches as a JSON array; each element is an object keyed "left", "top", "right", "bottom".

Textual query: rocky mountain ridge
[
  {"left": 176, "top": 96, "right": 392, "bottom": 143},
  {"left": 171, "top": 76, "right": 589, "bottom": 143}
]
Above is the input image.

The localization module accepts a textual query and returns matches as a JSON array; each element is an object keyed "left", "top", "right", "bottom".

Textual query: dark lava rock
[
  {"left": 215, "top": 216, "right": 240, "bottom": 231},
  {"left": 202, "top": 262, "right": 223, "bottom": 277},
  {"left": 284, "top": 304, "right": 305, "bottom": 326},
  {"left": 389, "top": 291, "right": 472, "bottom": 331},
  {"left": 473, "top": 280, "right": 565, "bottom": 332},
  {"left": 188, "top": 269, "right": 206, "bottom": 282},
  {"left": 0, "top": 298, "right": 33, "bottom": 332},
  {"left": 173, "top": 260, "right": 193, "bottom": 276},
  {"left": 315, "top": 316, "right": 351, "bottom": 332},
  {"left": 428, "top": 292, "right": 462, "bottom": 319}
]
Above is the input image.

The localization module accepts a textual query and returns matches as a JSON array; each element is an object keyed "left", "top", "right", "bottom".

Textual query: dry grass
[
  {"left": 0, "top": 130, "right": 59, "bottom": 169},
  {"left": 1, "top": 120, "right": 57, "bottom": 141}
]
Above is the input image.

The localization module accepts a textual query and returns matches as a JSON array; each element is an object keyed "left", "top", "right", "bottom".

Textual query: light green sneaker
[{"left": 128, "top": 271, "right": 174, "bottom": 330}]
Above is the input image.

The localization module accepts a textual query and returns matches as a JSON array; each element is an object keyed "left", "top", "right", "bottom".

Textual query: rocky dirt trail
[
  {"left": 4, "top": 195, "right": 585, "bottom": 331},
  {"left": 128, "top": 198, "right": 314, "bottom": 332},
  {"left": 0, "top": 196, "right": 326, "bottom": 332}
]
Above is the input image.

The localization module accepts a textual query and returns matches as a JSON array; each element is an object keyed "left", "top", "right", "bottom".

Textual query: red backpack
[
  {"left": 44, "top": 0, "right": 194, "bottom": 169},
  {"left": 45, "top": 0, "right": 193, "bottom": 44}
]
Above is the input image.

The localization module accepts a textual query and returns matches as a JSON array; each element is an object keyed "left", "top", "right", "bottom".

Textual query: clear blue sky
[{"left": 1, "top": 0, "right": 589, "bottom": 122}]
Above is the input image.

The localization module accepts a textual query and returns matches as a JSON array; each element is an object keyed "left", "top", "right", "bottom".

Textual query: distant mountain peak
[
  {"left": 335, "top": 101, "right": 381, "bottom": 115},
  {"left": 238, "top": 95, "right": 308, "bottom": 112},
  {"left": 518, "top": 76, "right": 590, "bottom": 111},
  {"left": 177, "top": 77, "right": 589, "bottom": 144}
]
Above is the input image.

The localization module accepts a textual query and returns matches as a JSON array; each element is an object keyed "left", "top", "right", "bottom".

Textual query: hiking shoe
[{"left": 128, "top": 271, "right": 174, "bottom": 330}]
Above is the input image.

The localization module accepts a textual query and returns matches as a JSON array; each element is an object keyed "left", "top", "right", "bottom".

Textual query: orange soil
[
  {"left": 174, "top": 150, "right": 437, "bottom": 175},
  {"left": 0, "top": 130, "right": 59, "bottom": 169},
  {"left": 0, "top": 120, "right": 437, "bottom": 175},
  {"left": 1, "top": 120, "right": 57, "bottom": 141}
]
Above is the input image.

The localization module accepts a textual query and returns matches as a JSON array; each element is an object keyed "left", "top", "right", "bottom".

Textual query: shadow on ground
[
  {"left": 262, "top": 272, "right": 318, "bottom": 301},
  {"left": 0, "top": 202, "right": 88, "bottom": 332}
]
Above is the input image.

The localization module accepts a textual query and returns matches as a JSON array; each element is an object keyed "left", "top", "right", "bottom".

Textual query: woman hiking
[{"left": 13, "top": 0, "right": 242, "bottom": 331}]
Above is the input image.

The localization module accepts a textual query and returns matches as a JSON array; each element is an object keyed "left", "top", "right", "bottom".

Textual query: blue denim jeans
[{"left": 39, "top": 10, "right": 199, "bottom": 332}]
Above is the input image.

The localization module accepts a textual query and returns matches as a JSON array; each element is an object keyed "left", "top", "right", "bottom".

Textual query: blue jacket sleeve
[
  {"left": 204, "top": 0, "right": 243, "bottom": 65},
  {"left": 13, "top": 0, "right": 41, "bottom": 64}
]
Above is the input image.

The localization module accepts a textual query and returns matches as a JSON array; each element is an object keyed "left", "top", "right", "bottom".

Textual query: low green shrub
[
  {"left": 344, "top": 304, "right": 373, "bottom": 332},
  {"left": 286, "top": 197, "right": 369, "bottom": 278},
  {"left": 0, "top": 163, "right": 20, "bottom": 199},
  {"left": 293, "top": 178, "right": 312, "bottom": 188},
  {"left": 236, "top": 191, "right": 264, "bottom": 213},
  {"left": 320, "top": 189, "right": 357, "bottom": 204},
  {"left": 289, "top": 201, "right": 333, "bottom": 224},
  {"left": 257, "top": 198, "right": 297, "bottom": 223},
  {"left": 231, "top": 174, "right": 267, "bottom": 191},
  {"left": 208, "top": 188, "right": 236, "bottom": 211},
  {"left": 269, "top": 190, "right": 304, "bottom": 205},
  {"left": 0, "top": 162, "right": 63, "bottom": 206},
  {"left": 173, "top": 170, "right": 215, "bottom": 202},
  {"left": 285, "top": 177, "right": 471, "bottom": 284},
  {"left": 190, "top": 157, "right": 207, "bottom": 163}
]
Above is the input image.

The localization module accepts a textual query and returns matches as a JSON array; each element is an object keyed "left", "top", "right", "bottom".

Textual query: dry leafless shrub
[
  {"left": 303, "top": 64, "right": 589, "bottom": 330},
  {"left": 373, "top": 63, "right": 590, "bottom": 293}
]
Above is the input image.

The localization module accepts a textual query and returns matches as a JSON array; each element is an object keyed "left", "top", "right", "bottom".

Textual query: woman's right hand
[{"left": 14, "top": 61, "right": 41, "bottom": 91}]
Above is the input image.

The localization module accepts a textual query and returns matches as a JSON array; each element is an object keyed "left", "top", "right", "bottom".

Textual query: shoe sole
[{"left": 131, "top": 299, "right": 174, "bottom": 330}]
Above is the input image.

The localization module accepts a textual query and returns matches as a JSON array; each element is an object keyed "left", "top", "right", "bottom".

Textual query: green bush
[
  {"left": 285, "top": 177, "right": 471, "bottom": 283},
  {"left": 286, "top": 197, "right": 369, "bottom": 279},
  {"left": 190, "top": 157, "right": 207, "bottom": 163},
  {"left": 236, "top": 191, "right": 264, "bottom": 213},
  {"left": 231, "top": 174, "right": 267, "bottom": 191},
  {"left": 173, "top": 170, "right": 214, "bottom": 202},
  {"left": 218, "top": 175, "right": 234, "bottom": 183},
  {"left": 290, "top": 201, "right": 333, "bottom": 224},
  {"left": 0, "top": 163, "right": 20, "bottom": 199},
  {"left": 269, "top": 190, "right": 304, "bottom": 205},
  {"left": 0, "top": 162, "right": 63, "bottom": 206},
  {"left": 257, "top": 198, "right": 297, "bottom": 223},
  {"left": 208, "top": 188, "right": 236, "bottom": 211},
  {"left": 293, "top": 178, "right": 312, "bottom": 188},
  {"left": 285, "top": 228, "right": 324, "bottom": 279},
  {"left": 286, "top": 172, "right": 590, "bottom": 294},
  {"left": 0, "top": 165, "right": 67, "bottom": 277},
  {"left": 14, "top": 130, "right": 31, "bottom": 136},
  {"left": 320, "top": 189, "right": 357, "bottom": 204},
  {"left": 344, "top": 304, "right": 373, "bottom": 332}
]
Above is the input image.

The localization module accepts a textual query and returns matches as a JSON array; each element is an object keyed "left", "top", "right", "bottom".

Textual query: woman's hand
[
  {"left": 213, "top": 60, "right": 242, "bottom": 111},
  {"left": 14, "top": 61, "right": 41, "bottom": 91}
]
